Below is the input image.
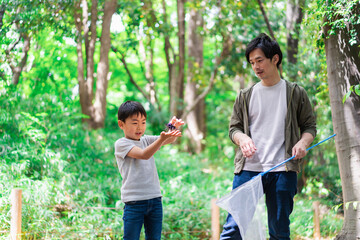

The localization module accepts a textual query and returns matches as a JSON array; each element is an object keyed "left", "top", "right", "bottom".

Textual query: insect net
[
  {"left": 216, "top": 175, "right": 268, "bottom": 240},
  {"left": 216, "top": 135, "right": 336, "bottom": 239}
]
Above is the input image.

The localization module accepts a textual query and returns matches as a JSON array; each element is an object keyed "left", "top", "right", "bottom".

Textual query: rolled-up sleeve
[
  {"left": 297, "top": 86, "right": 317, "bottom": 138},
  {"left": 229, "top": 93, "right": 245, "bottom": 145}
]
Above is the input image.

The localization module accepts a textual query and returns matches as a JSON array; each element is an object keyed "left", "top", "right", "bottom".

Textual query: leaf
[
  {"left": 333, "top": 203, "right": 342, "bottom": 212},
  {"left": 354, "top": 85, "right": 360, "bottom": 96},
  {"left": 342, "top": 91, "right": 351, "bottom": 103}
]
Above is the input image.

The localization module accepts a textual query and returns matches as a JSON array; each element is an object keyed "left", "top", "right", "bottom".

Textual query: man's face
[
  {"left": 118, "top": 114, "right": 147, "bottom": 140},
  {"left": 249, "top": 48, "right": 279, "bottom": 82}
]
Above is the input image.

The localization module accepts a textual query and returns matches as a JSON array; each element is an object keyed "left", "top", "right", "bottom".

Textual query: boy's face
[
  {"left": 249, "top": 48, "right": 279, "bottom": 83},
  {"left": 118, "top": 114, "right": 146, "bottom": 140}
]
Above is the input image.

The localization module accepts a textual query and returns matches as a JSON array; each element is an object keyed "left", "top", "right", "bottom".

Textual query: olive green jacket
[{"left": 229, "top": 80, "right": 317, "bottom": 174}]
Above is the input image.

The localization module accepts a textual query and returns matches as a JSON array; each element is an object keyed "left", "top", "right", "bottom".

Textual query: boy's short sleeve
[
  {"left": 114, "top": 138, "right": 135, "bottom": 160},
  {"left": 143, "top": 135, "right": 159, "bottom": 146},
  {"left": 114, "top": 135, "right": 159, "bottom": 160}
]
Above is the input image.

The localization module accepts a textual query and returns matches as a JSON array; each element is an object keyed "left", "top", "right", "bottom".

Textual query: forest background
[{"left": 1, "top": 0, "right": 359, "bottom": 239}]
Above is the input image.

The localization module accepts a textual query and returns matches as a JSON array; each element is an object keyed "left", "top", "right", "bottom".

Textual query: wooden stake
[
  {"left": 211, "top": 198, "right": 220, "bottom": 240},
  {"left": 10, "top": 189, "right": 22, "bottom": 240},
  {"left": 313, "top": 201, "right": 321, "bottom": 240}
]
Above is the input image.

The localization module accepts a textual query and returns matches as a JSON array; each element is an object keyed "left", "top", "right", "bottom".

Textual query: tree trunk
[
  {"left": 0, "top": 4, "right": 4, "bottom": 79},
  {"left": 257, "top": 0, "right": 275, "bottom": 40},
  {"left": 74, "top": 0, "right": 117, "bottom": 129},
  {"left": 74, "top": 0, "right": 93, "bottom": 119},
  {"left": 140, "top": 39, "right": 156, "bottom": 105},
  {"left": 0, "top": 5, "right": 5, "bottom": 29},
  {"left": 140, "top": 0, "right": 161, "bottom": 111},
  {"left": 11, "top": 33, "right": 30, "bottom": 85},
  {"left": 4, "top": 6, "right": 31, "bottom": 86},
  {"left": 324, "top": 10, "right": 360, "bottom": 240},
  {"left": 162, "top": 0, "right": 174, "bottom": 96},
  {"left": 87, "top": 0, "right": 98, "bottom": 100},
  {"left": 185, "top": 7, "right": 205, "bottom": 153},
  {"left": 170, "top": 0, "right": 186, "bottom": 117},
  {"left": 286, "top": 0, "right": 304, "bottom": 66},
  {"left": 92, "top": 0, "right": 117, "bottom": 128},
  {"left": 256, "top": 0, "right": 283, "bottom": 77}
]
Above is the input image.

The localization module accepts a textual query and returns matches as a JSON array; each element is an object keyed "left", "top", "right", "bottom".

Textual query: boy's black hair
[
  {"left": 245, "top": 33, "right": 283, "bottom": 68},
  {"left": 117, "top": 101, "right": 147, "bottom": 122}
]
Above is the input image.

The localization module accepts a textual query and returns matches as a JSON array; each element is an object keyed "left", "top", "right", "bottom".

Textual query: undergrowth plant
[{"left": 0, "top": 86, "right": 342, "bottom": 239}]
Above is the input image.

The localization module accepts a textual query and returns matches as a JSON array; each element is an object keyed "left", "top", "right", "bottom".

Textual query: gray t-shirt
[
  {"left": 244, "top": 79, "right": 287, "bottom": 172},
  {"left": 114, "top": 135, "right": 161, "bottom": 203}
]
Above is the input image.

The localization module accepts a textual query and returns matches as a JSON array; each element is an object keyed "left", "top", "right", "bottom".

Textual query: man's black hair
[
  {"left": 117, "top": 101, "right": 147, "bottom": 121},
  {"left": 245, "top": 33, "right": 283, "bottom": 68}
]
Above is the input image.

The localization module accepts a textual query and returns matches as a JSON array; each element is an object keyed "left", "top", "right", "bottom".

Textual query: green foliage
[
  {"left": 0, "top": 84, "right": 123, "bottom": 238},
  {"left": 290, "top": 196, "right": 343, "bottom": 239},
  {"left": 1, "top": 83, "right": 343, "bottom": 239},
  {"left": 343, "top": 84, "right": 360, "bottom": 103},
  {"left": 0, "top": 89, "right": 340, "bottom": 239},
  {"left": 0, "top": 0, "right": 346, "bottom": 238},
  {"left": 311, "top": 0, "right": 360, "bottom": 45},
  {"left": 323, "top": 1, "right": 360, "bottom": 41},
  {"left": 0, "top": 83, "right": 230, "bottom": 239},
  {"left": 0, "top": 0, "right": 73, "bottom": 33},
  {"left": 0, "top": 0, "right": 75, "bottom": 88},
  {"left": 291, "top": 1, "right": 342, "bottom": 216}
]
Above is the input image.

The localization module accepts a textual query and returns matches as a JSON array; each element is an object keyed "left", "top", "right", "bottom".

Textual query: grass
[
  {"left": 291, "top": 196, "right": 343, "bottom": 239},
  {"left": 0, "top": 104, "right": 342, "bottom": 239}
]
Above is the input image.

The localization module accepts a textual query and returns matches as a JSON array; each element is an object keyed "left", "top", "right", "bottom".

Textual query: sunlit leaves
[
  {"left": 0, "top": 0, "right": 348, "bottom": 238},
  {"left": 342, "top": 84, "right": 360, "bottom": 103},
  {"left": 316, "top": 0, "right": 360, "bottom": 45},
  {"left": 334, "top": 201, "right": 360, "bottom": 212}
]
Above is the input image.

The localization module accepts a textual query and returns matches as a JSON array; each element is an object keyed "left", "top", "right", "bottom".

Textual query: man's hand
[
  {"left": 292, "top": 132, "right": 314, "bottom": 159},
  {"left": 292, "top": 141, "right": 307, "bottom": 159},
  {"left": 234, "top": 132, "right": 257, "bottom": 158}
]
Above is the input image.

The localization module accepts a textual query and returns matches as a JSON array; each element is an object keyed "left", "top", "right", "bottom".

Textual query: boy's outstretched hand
[
  {"left": 160, "top": 129, "right": 182, "bottom": 138},
  {"left": 160, "top": 116, "right": 184, "bottom": 145},
  {"left": 166, "top": 116, "right": 185, "bottom": 131},
  {"left": 159, "top": 129, "right": 182, "bottom": 145}
]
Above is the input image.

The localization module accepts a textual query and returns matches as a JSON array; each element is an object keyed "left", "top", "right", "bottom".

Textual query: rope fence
[{"left": 3, "top": 188, "right": 323, "bottom": 240}]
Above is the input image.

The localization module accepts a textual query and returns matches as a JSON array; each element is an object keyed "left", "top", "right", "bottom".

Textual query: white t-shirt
[
  {"left": 244, "top": 79, "right": 287, "bottom": 172},
  {"left": 114, "top": 135, "right": 162, "bottom": 203}
]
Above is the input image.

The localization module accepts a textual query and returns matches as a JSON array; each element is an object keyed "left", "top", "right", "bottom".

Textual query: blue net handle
[{"left": 260, "top": 134, "right": 336, "bottom": 176}]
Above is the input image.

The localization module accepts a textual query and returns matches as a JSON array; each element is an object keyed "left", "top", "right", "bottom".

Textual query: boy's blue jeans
[
  {"left": 220, "top": 170, "right": 297, "bottom": 240},
  {"left": 123, "top": 197, "right": 163, "bottom": 240}
]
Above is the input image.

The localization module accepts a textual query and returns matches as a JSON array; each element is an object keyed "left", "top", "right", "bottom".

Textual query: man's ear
[
  {"left": 272, "top": 54, "right": 279, "bottom": 65},
  {"left": 118, "top": 120, "right": 124, "bottom": 129}
]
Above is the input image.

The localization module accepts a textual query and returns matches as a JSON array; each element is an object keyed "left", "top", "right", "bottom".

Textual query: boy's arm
[{"left": 127, "top": 130, "right": 182, "bottom": 160}]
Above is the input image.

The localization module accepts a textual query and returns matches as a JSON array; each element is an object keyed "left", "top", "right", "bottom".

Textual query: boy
[{"left": 114, "top": 100, "right": 184, "bottom": 240}]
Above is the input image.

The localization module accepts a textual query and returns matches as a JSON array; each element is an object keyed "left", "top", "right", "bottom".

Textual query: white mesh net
[{"left": 216, "top": 175, "right": 268, "bottom": 240}]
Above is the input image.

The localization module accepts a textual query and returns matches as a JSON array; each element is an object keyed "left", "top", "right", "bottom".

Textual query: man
[{"left": 220, "top": 33, "right": 317, "bottom": 240}]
